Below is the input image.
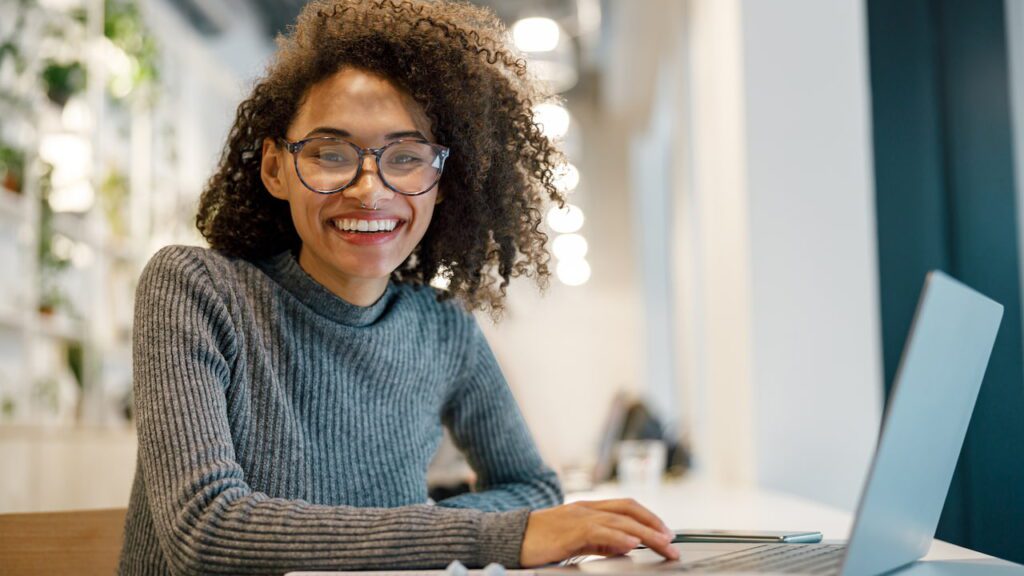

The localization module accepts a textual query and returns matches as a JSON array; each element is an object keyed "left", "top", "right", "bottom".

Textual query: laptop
[{"left": 547, "top": 271, "right": 1004, "bottom": 575}]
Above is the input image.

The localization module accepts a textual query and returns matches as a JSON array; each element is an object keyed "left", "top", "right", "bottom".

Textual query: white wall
[
  {"left": 742, "top": 0, "right": 884, "bottom": 510},
  {"left": 675, "top": 0, "right": 884, "bottom": 510},
  {"left": 479, "top": 284, "right": 642, "bottom": 473},
  {"left": 520, "top": 0, "right": 884, "bottom": 509},
  {"left": 673, "top": 0, "right": 757, "bottom": 488},
  {"left": 479, "top": 83, "right": 645, "bottom": 472}
]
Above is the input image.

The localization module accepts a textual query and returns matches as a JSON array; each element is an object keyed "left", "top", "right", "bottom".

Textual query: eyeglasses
[{"left": 278, "top": 136, "right": 450, "bottom": 196}]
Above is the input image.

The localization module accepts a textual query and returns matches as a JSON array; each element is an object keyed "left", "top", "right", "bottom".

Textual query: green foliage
[
  {"left": 41, "top": 60, "right": 87, "bottom": 107},
  {"left": 66, "top": 342, "right": 84, "bottom": 389},
  {"left": 36, "top": 162, "right": 71, "bottom": 313},
  {"left": 104, "top": 0, "right": 159, "bottom": 101},
  {"left": 99, "top": 167, "right": 129, "bottom": 236}
]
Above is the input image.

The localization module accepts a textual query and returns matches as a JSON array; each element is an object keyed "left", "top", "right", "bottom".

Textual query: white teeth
[{"left": 332, "top": 219, "right": 399, "bottom": 232}]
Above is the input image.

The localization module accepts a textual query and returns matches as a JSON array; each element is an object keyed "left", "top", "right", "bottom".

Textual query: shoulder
[
  {"left": 140, "top": 245, "right": 261, "bottom": 290},
  {"left": 135, "top": 245, "right": 242, "bottom": 340},
  {"left": 133, "top": 246, "right": 240, "bottom": 366},
  {"left": 141, "top": 244, "right": 237, "bottom": 277},
  {"left": 137, "top": 245, "right": 255, "bottom": 313}
]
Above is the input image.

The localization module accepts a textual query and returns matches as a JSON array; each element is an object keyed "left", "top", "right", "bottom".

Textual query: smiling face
[{"left": 261, "top": 67, "right": 441, "bottom": 305}]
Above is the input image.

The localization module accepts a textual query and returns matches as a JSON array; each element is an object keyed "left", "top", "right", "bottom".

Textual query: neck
[{"left": 297, "top": 246, "right": 389, "bottom": 307}]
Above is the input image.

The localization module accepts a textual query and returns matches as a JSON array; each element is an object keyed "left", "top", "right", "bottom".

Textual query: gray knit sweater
[{"left": 118, "top": 245, "right": 563, "bottom": 575}]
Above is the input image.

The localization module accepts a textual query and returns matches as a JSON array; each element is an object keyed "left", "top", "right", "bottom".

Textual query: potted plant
[
  {"left": 0, "top": 143, "right": 24, "bottom": 194},
  {"left": 40, "top": 60, "right": 87, "bottom": 108}
]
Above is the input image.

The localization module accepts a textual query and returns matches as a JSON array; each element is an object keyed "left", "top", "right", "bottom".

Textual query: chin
[{"left": 333, "top": 259, "right": 400, "bottom": 282}]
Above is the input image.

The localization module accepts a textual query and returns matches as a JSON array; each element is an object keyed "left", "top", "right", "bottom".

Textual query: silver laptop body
[{"left": 550, "top": 271, "right": 1003, "bottom": 575}]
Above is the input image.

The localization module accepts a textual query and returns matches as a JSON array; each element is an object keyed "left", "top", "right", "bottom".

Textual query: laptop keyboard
[{"left": 675, "top": 543, "right": 846, "bottom": 574}]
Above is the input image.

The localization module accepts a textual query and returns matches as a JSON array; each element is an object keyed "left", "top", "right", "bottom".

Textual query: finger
[
  {"left": 579, "top": 524, "right": 642, "bottom": 558},
  {"left": 599, "top": 512, "right": 679, "bottom": 561},
  {"left": 586, "top": 499, "right": 674, "bottom": 537}
]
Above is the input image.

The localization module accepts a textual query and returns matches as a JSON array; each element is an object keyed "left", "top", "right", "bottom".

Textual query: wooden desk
[{"left": 0, "top": 508, "right": 127, "bottom": 575}]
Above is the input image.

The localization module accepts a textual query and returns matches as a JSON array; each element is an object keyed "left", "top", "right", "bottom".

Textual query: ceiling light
[
  {"left": 553, "top": 162, "right": 579, "bottom": 193},
  {"left": 552, "top": 233, "right": 588, "bottom": 260},
  {"left": 533, "top": 102, "right": 570, "bottom": 140},
  {"left": 513, "top": 17, "right": 560, "bottom": 53},
  {"left": 546, "top": 204, "right": 585, "bottom": 234},
  {"left": 557, "top": 258, "right": 591, "bottom": 286}
]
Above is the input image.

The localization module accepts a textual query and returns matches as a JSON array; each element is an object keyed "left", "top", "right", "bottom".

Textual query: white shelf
[
  {"left": 0, "top": 0, "right": 193, "bottom": 433},
  {"left": 50, "top": 212, "right": 88, "bottom": 243},
  {"left": 0, "top": 313, "right": 21, "bottom": 331},
  {"left": 0, "top": 190, "right": 23, "bottom": 219},
  {"left": 33, "top": 314, "right": 84, "bottom": 342}
]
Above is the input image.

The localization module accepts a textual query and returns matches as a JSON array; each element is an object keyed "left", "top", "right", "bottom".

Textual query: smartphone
[{"left": 671, "top": 529, "right": 823, "bottom": 544}]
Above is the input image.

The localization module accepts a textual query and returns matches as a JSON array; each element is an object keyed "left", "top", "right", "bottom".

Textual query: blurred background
[{"left": 0, "top": 0, "right": 1022, "bottom": 564}]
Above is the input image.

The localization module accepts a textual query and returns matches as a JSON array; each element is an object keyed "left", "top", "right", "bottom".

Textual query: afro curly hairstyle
[{"left": 195, "top": 0, "right": 567, "bottom": 315}]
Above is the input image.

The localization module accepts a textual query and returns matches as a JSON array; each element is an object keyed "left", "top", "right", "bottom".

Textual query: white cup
[{"left": 616, "top": 439, "right": 667, "bottom": 489}]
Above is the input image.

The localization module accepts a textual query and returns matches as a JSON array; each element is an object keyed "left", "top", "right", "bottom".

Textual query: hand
[{"left": 519, "top": 499, "right": 680, "bottom": 567}]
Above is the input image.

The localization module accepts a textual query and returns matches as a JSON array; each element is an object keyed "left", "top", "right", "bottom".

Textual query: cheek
[
  {"left": 285, "top": 187, "right": 327, "bottom": 237},
  {"left": 410, "top": 201, "right": 437, "bottom": 239}
]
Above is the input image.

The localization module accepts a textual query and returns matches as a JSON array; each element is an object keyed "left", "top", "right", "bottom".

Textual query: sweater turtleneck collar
[{"left": 259, "top": 250, "right": 394, "bottom": 327}]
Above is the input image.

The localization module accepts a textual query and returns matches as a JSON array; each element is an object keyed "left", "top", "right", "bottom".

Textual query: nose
[{"left": 343, "top": 154, "right": 395, "bottom": 208}]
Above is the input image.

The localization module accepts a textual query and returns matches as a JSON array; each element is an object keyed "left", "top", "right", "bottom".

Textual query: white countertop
[{"left": 565, "top": 476, "right": 1020, "bottom": 566}]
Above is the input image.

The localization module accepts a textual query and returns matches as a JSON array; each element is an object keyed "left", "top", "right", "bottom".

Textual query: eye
[
  {"left": 391, "top": 154, "right": 424, "bottom": 165},
  {"left": 310, "top": 148, "right": 355, "bottom": 166},
  {"left": 318, "top": 152, "right": 347, "bottom": 162}
]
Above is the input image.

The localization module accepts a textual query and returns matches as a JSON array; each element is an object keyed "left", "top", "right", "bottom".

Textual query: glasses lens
[
  {"left": 380, "top": 142, "right": 444, "bottom": 194},
  {"left": 297, "top": 139, "right": 359, "bottom": 192}
]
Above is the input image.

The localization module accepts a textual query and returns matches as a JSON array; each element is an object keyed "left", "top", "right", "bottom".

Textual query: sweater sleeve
[
  {"left": 436, "top": 316, "right": 564, "bottom": 513},
  {"left": 132, "top": 247, "right": 529, "bottom": 575}
]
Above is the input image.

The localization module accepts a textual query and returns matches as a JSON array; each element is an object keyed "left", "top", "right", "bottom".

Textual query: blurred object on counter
[{"left": 593, "top": 391, "right": 691, "bottom": 486}]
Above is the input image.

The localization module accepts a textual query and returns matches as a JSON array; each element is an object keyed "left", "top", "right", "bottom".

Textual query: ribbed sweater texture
[{"left": 118, "top": 245, "right": 563, "bottom": 575}]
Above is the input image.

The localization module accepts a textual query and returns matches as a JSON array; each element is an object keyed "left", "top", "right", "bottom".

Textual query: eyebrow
[{"left": 302, "top": 126, "right": 428, "bottom": 141}]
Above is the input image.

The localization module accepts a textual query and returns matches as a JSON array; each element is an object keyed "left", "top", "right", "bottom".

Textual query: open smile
[{"left": 327, "top": 217, "right": 407, "bottom": 245}]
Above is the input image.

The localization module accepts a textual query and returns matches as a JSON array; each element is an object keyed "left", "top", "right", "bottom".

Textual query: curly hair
[{"left": 195, "top": 0, "right": 566, "bottom": 314}]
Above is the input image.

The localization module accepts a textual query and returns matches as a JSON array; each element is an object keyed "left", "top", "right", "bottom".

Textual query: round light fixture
[
  {"left": 553, "top": 162, "right": 580, "bottom": 193},
  {"left": 552, "top": 233, "right": 589, "bottom": 261},
  {"left": 557, "top": 258, "right": 591, "bottom": 286},
  {"left": 513, "top": 17, "right": 561, "bottom": 52},
  {"left": 546, "top": 204, "right": 585, "bottom": 234},
  {"left": 533, "top": 102, "right": 570, "bottom": 140}
]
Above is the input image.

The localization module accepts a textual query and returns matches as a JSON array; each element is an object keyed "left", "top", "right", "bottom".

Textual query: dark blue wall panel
[{"left": 868, "top": 0, "right": 1024, "bottom": 562}]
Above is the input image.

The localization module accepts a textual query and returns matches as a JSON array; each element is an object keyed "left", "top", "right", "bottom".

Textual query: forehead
[{"left": 290, "top": 67, "right": 432, "bottom": 141}]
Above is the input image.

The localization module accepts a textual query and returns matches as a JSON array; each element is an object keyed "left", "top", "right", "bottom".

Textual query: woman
[{"left": 119, "top": 0, "right": 680, "bottom": 573}]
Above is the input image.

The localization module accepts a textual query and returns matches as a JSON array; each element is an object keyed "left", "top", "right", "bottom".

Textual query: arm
[
  {"left": 132, "top": 247, "right": 527, "bottom": 575},
  {"left": 435, "top": 317, "right": 563, "bottom": 512}
]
